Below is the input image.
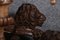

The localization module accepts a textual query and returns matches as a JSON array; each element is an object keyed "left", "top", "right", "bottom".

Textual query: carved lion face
[{"left": 15, "top": 3, "right": 46, "bottom": 28}]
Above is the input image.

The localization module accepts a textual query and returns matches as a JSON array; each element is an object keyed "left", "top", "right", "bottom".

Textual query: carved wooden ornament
[{"left": 11, "top": 3, "right": 46, "bottom": 40}]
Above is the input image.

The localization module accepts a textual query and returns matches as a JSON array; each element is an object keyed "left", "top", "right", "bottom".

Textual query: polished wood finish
[
  {"left": 0, "top": 0, "right": 13, "bottom": 40},
  {"left": 0, "top": 6, "right": 8, "bottom": 17},
  {"left": 15, "top": 3, "right": 46, "bottom": 27},
  {"left": 41, "top": 30, "right": 60, "bottom": 40},
  {"left": 11, "top": 27, "right": 43, "bottom": 40},
  {"left": 11, "top": 3, "right": 46, "bottom": 40},
  {"left": 0, "top": 17, "right": 15, "bottom": 26}
]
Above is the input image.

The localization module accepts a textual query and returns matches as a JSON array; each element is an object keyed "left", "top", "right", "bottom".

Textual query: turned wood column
[{"left": 0, "top": 0, "right": 14, "bottom": 40}]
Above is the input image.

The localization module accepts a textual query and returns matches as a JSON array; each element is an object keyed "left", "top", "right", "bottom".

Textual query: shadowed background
[{"left": 9, "top": 0, "right": 60, "bottom": 31}]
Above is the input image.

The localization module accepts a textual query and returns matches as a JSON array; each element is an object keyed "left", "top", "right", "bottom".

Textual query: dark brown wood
[
  {"left": 11, "top": 3, "right": 46, "bottom": 40},
  {"left": 15, "top": 3, "right": 46, "bottom": 27},
  {"left": 2, "top": 3, "right": 46, "bottom": 40},
  {"left": 11, "top": 27, "right": 43, "bottom": 40},
  {"left": 0, "top": 0, "right": 14, "bottom": 40},
  {"left": 41, "top": 30, "right": 60, "bottom": 40}
]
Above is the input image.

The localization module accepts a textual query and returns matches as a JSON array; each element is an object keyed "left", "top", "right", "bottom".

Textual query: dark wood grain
[{"left": 11, "top": 3, "right": 46, "bottom": 40}]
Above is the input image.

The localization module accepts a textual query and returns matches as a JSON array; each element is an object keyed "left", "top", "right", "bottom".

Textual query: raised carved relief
[
  {"left": 15, "top": 3, "right": 46, "bottom": 27},
  {"left": 11, "top": 3, "right": 46, "bottom": 40}
]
